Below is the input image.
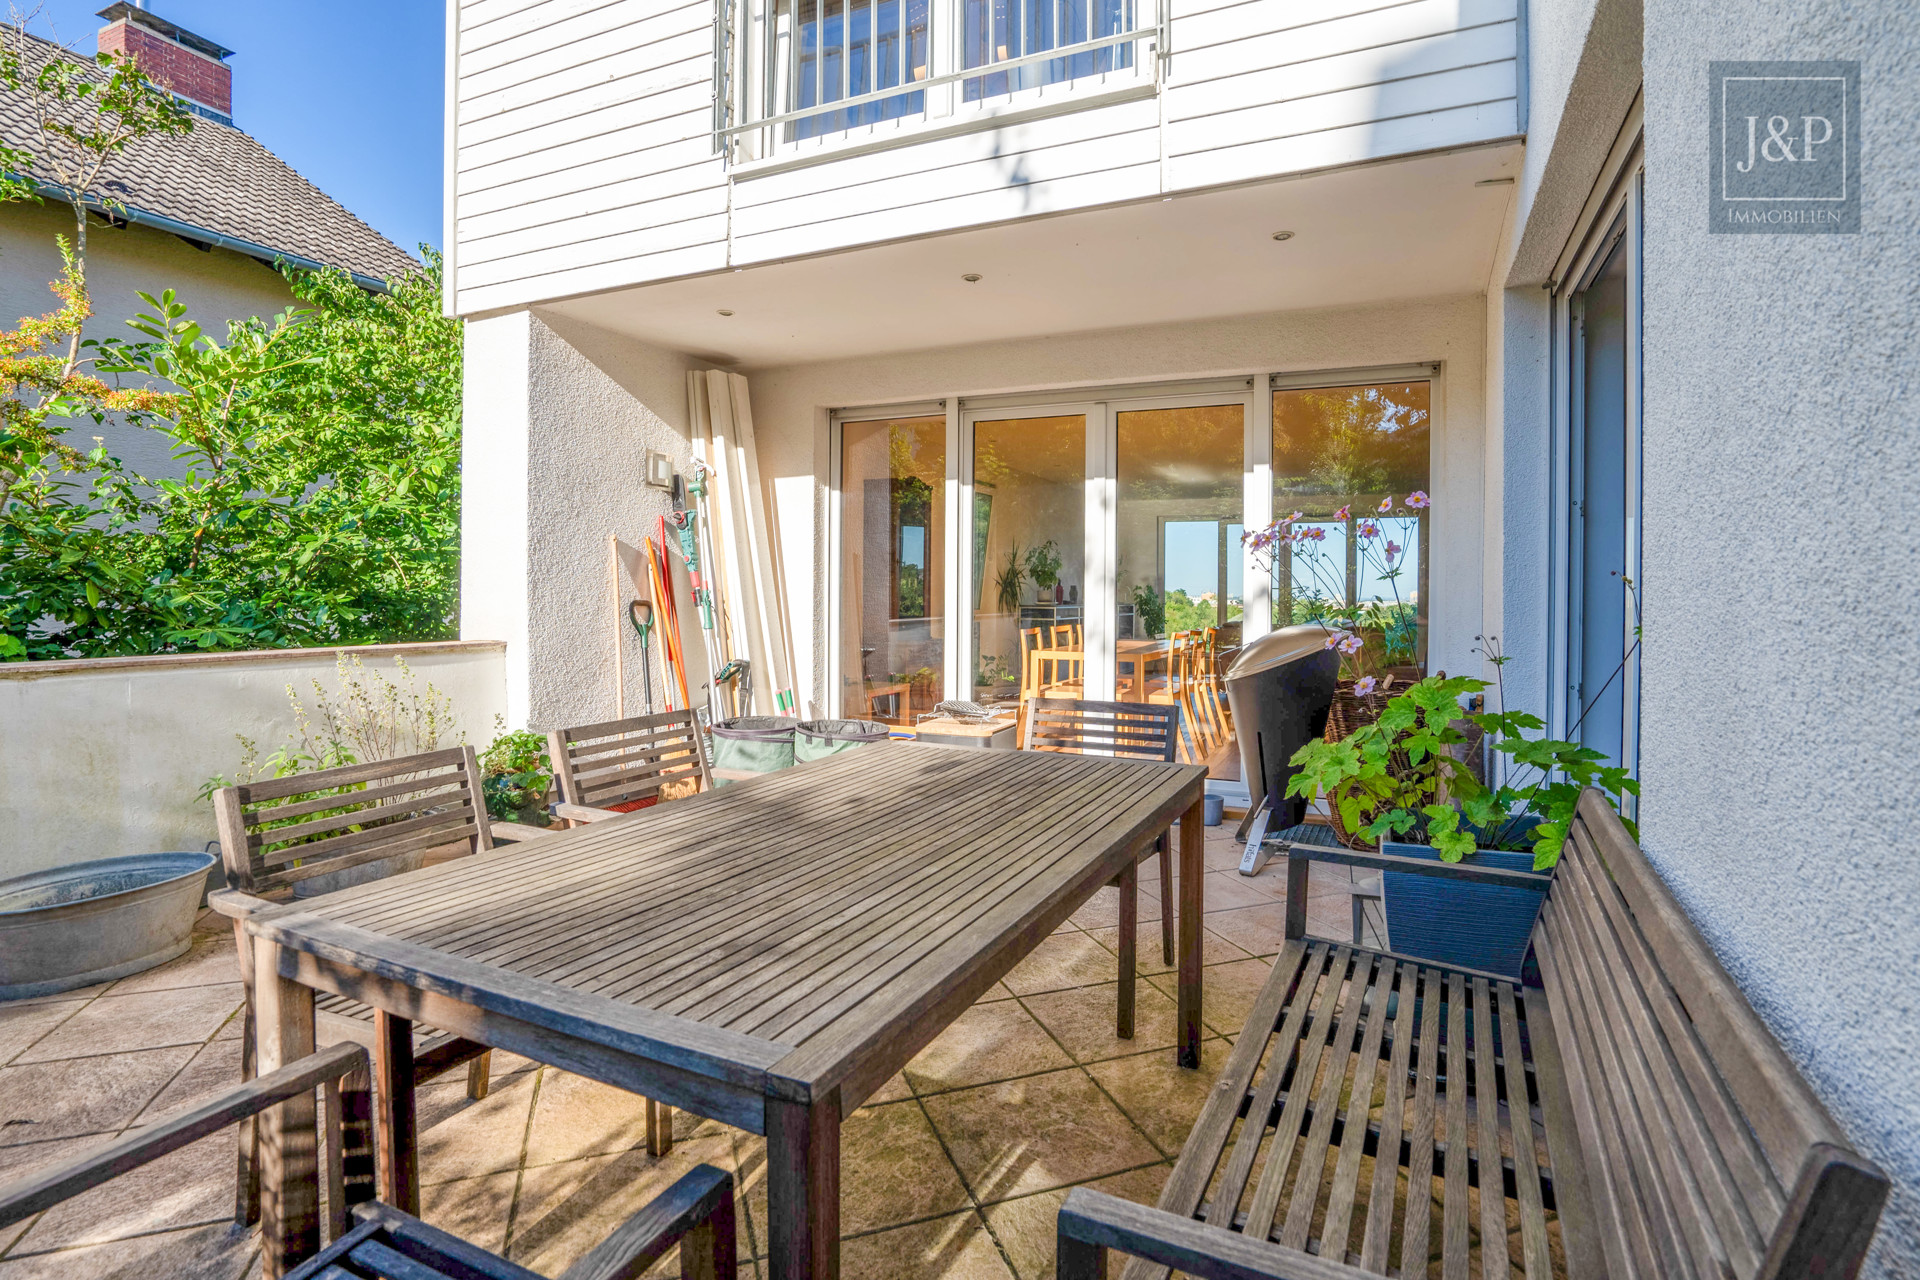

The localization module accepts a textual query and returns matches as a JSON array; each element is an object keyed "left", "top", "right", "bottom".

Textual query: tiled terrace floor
[{"left": 0, "top": 822, "right": 1362, "bottom": 1279}]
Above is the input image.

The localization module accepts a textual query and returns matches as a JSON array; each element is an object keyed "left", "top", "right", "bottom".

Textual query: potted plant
[
  {"left": 480, "top": 729, "right": 554, "bottom": 827},
  {"left": 995, "top": 545, "right": 1026, "bottom": 615},
  {"left": 1284, "top": 669, "right": 1637, "bottom": 977},
  {"left": 1025, "top": 540, "right": 1061, "bottom": 605}
]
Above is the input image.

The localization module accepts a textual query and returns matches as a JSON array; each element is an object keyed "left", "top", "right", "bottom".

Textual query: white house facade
[{"left": 448, "top": 0, "right": 1920, "bottom": 1268}]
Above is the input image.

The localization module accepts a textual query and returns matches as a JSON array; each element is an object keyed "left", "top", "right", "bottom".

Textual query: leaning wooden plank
[
  {"left": 700, "top": 369, "right": 768, "bottom": 712},
  {"left": 724, "top": 371, "right": 796, "bottom": 710},
  {"left": 0, "top": 1043, "right": 366, "bottom": 1228}
]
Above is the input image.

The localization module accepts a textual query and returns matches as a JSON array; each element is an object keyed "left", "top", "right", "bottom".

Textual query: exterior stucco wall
[
  {"left": 0, "top": 202, "right": 295, "bottom": 480},
  {"left": 0, "top": 643, "right": 505, "bottom": 881},
  {"left": 1637, "top": 3, "right": 1920, "bottom": 1270},
  {"left": 459, "top": 309, "right": 701, "bottom": 730},
  {"left": 742, "top": 296, "right": 1490, "bottom": 717}
]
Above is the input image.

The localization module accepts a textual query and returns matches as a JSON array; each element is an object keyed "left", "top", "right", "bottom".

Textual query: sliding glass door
[
  {"left": 837, "top": 415, "right": 945, "bottom": 726},
  {"left": 967, "top": 413, "right": 1086, "bottom": 717}
]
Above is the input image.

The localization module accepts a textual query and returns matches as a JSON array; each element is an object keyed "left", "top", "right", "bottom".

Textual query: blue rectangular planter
[{"left": 1380, "top": 841, "right": 1551, "bottom": 980}]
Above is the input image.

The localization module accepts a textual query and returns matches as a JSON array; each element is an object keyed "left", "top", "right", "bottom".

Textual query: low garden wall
[{"left": 0, "top": 641, "right": 507, "bottom": 882}]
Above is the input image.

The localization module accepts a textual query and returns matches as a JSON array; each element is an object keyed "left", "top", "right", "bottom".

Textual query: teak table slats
[{"left": 246, "top": 741, "right": 1208, "bottom": 1280}]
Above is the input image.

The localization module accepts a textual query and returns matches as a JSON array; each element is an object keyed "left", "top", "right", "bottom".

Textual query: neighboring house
[
  {"left": 448, "top": 0, "right": 1917, "bottom": 1267},
  {"left": 0, "top": 5, "right": 417, "bottom": 479}
]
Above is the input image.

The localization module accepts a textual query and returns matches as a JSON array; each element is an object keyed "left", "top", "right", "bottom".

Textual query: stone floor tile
[
  {"left": 1002, "top": 933, "right": 1122, "bottom": 997},
  {"left": 1200, "top": 905, "right": 1290, "bottom": 958},
  {"left": 134, "top": 1035, "right": 245, "bottom": 1126},
  {"left": 1080, "top": 927, "right": 1249, "bottom": 976},
  {"left": 417, "top": 1066, "right": 540, "bottom": 1184},
  {"left": 0, "top": 1138, "right": 93, "bottom": 1255},
  {"left": 1020, "top": 983, "right": 1182, "bottom": 1064},
  {"left": 921, "top": 1068, "right": 1162, "bottom": 1204},
  {"left": 1203, "top": 841, "right": 1248, "bottom": 873},
  {"left": 105, "top": 935, "right": 241, "bottom": 996},
  {"left": 0, "top": 1004, "right": 81, "bottom": 1069},
  {"left": 16, "top": 1127, "right": 235, "bottom": 1252},
  {"left": 524, "top": 1070, "right": 656, "bottom": 1167},
  {"left": 974, "top": 983, "right": 1017, "bottom": 1004},
  {"left": 864, "top": 1071, "right": 912, "bottom": 1104},
  {"left": 1199, "top": 871, "right": 1276, "bottom": 912},
  {"left": 840, "top": 1209, "right": 1014, "bottom": 1280},
  {"left": 419, "top": 1170, "right": 519, "bottom": 1254},
  {"left": 0, "top": 1045, "right": 195, "bottom": 1146},
  {"left": 0, "top": 983, "right": 112, "bottom": 1009},
  {"left": 736, "top": 1101, "right": 969, "bottom": 1243},
  {"left": 14, "top": 985, "right": 243, "bottom": 1064},
  {"left": 1149, "top": 957, "right": 1274, "bottom": 1038},
  {"left": 980, "top": 1163, "right": 1169, "bottom": 1280},
  {"left": 1065, "top": 887, "right": 1159, "bottom": 933},
  {"left": 510, "top": 1136, "right": 742, "bottom": 1275},
  {"left": 905, "top": 1002, "right": 1072, "bottom": 1095},
  {"left": 0, "top": 1221, "right": 256, "bottom": 1278},
  {"left": 1086, "top": 1039, "right": 1236, "bottom": 1157}
]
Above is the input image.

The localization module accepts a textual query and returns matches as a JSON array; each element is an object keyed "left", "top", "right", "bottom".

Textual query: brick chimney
[{"left": 95, "top": 3, "right": 233, "bottom": 125}]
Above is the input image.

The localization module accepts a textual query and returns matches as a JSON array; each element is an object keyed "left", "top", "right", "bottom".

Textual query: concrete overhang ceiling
[{"left": 543, "top": 141, "right": 1522, "bottom": 369}]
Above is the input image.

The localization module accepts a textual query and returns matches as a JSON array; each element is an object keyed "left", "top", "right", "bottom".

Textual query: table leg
[
  {"left": 253, "top": 936, "right": 318, "bottom": 1277},
  {"left": 1177, "top": 793, "right": 1206, "bottom": 1068},
  {"left": 1116, "top": 859, "right": 1137, "bottom": 1040},
  {"left": 766, "top": 1092, "right": 840, "bottom": 1280},
  {"left": 374, "top": 1010, "right": 421, "bottom": 1214}
]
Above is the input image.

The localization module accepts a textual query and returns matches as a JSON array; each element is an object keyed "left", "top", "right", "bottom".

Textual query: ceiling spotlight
[
  {"left": 1270, "top": 230, "right": 1295, "bottom": 242},
  {"left": 962, "top": 273, "right": 983, "bottom": 283},
  {"left": 716, "top": 309, "right": 734, "bottom": 316},
  {"left": 1474, "top": 177, "right": 1515, "bottom": 187}
]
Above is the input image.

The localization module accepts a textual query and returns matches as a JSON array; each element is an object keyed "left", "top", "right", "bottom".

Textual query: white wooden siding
[{"left": 449, "top": 0, "right": 1518, "bottom": 312}]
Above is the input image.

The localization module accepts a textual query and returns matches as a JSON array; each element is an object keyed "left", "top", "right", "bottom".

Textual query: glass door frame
[
  {"left": 1549, "top": 97, "right": 1644, "bottom": 792},
  {"left": 952, "top": 383, "right": 1258, "bottom": 707}
]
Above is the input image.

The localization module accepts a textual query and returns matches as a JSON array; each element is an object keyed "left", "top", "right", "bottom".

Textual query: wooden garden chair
[
  {"left": 1023, "top": 698, "right": 1182, "bottom": 1038},
  {"left": 546, "top": 706, "right": 713, "bottom": 1156},
  {"left": 0, "top": 1043, "right": 737, "bottom": 1280},
  {"left": 209, "top": 746, "right": 554, "bottom": 1226},
  {"left": 548, "top": 706, "right": 711, "bottom": 826}
]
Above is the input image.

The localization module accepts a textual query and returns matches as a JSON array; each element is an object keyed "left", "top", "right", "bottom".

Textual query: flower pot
[{"left": 1378, "top": 840, "right": 1549, "bottom": 980}]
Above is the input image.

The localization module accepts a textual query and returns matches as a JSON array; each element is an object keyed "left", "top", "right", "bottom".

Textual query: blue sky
[{"left": 29, "top": 1, "right": 443, "bottom": 257}]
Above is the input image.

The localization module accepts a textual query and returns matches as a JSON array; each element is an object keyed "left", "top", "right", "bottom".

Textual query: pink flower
[
  {"left": 1337, "top": 632, "right": 1364, "bottom": 655},
  {"left": 1385, "top": 540, "right": 1402, "bottom": 559},
  {"left": 1334, "top": 504, "right": 1351, "bottom": 521},
  {"left": 1308, "top": 527, "right": 1326, "bottom": 541},
  {"left": 1287, "top": 510, "right": 1304, "bottom": 524},
  {"left": 1352, "top": 676, "right": 1378, "bottom": 697},
  {"left": 1378, "top": 497, "right": 1393, "bottom": 513},
  {"left": 1405, "top": 490, "right": 1429, "bottom": 509},
  {"left": 1357, "top": 520, "right": 1380, "bottom": 539}
]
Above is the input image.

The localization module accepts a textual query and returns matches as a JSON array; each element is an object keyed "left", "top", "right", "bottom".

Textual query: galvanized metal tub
[{"left": 0, "top": 853, "right": 216, "bottom": 1000}]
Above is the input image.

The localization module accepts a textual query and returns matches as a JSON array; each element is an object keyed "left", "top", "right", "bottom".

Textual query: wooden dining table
[
  {"left": 245, "top": 739, "right": 1208, "bottom": 1279},
  {"left": 1026, "top": 637, "right": 1172, "bottom": 701}
]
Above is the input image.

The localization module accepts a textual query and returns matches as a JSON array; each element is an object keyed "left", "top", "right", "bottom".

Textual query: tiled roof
[{"left": 0, "top": 32, "right": 419, "bottom": 285}]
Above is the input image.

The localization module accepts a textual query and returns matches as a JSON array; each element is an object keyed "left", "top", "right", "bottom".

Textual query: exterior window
[
  {"left": 839, "top": 416, "right": 945, "bottom": 725},
  {"left": 1271, "top": 381, "right": 1430, "bottom": 669},
  {"left": 960, "top": 0, "right": 1135, "bottom": 101},
  {"left": 793, "top": 0, "right": 929, "bottom": 139}
]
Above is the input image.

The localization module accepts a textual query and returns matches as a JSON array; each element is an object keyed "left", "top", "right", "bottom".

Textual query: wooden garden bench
[
  {"left": 1059, "top": 790, "right": 1890, "bottom": 1280},
  {"left": 0, "top": 1043, "right": 736, "bottom": 1280}
]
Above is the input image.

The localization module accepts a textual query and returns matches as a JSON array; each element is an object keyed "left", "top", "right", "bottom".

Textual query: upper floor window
[{"left": 722, "top": 0, "right": 1156, "bottom": 155}]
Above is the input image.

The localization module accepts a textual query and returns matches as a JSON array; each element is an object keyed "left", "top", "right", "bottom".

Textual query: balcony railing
[{"left": 717, "top": 0, "right": 1163, "bottom": 157}]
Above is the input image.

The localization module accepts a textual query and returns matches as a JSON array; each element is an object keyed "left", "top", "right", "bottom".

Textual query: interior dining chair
[{"left": 1021, "top": 698, "right": 1182, "bottom": 1038}]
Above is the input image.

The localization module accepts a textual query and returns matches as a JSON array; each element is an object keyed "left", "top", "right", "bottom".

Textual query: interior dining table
[{"left": 1026, "top": 636, "right": 1173, "bottom": 701}]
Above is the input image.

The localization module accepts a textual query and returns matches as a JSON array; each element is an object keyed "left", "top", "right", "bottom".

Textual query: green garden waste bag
[
  {"left": 794, "top": 719, "right": 891, "bottom": 763},
  {"left": 708, "top": 716, "right": 799, "bottom": 786}
]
